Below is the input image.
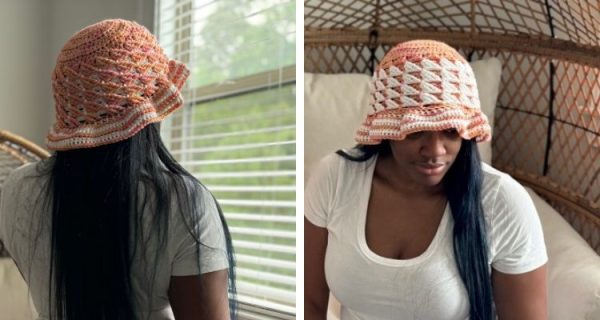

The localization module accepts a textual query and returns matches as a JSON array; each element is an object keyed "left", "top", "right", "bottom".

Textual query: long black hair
[
  {"left": 36, "top": 123, "right": 236, "bottom": 320},
  {"left": 337, "top": 139, "right": 494, "bottom": 320}
]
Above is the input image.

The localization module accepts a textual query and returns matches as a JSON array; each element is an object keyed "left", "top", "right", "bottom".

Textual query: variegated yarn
[
  {"left": 355, "top": 40, "right": 492, "bottom": 144},
  {"left": 47, "top": 19, "right": 189, "bottom": 150}
]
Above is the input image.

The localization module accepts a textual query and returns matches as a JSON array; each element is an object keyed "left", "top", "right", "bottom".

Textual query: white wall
[
  {"left": 0, "top": 0, "right": 155, "bottom": 148},
  {"left": 0, "top": 0, "right": 52, "bottom": 147}
]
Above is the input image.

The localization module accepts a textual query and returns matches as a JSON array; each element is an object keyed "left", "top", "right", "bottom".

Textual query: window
[{"left": 155, "top": 0, "right": 295, "bottom": 318}]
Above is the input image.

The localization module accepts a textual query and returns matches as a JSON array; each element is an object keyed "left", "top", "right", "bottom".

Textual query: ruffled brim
[
  {"left": 355, "top": 104, "right": 492, "bottom": 145},
  {"left": 47, "top": 60, "right": 190, "bottom": 151}
]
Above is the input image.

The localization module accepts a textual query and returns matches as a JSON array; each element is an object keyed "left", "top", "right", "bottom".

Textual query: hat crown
[
  {"left": 56, "top": 19, "right": 162, "bottom": 64},
  {"left": 51, "top": 19, "right": 169, "bottom": 130},
  {"left": 47, "top": 19, "right": 189, "bottom": 150},
  {"left": 368, "top": 39, "right": 480, "bottom": 114},
  {"left": 356, "top": 40, "right": 491, "bottom": 144},
  {"left": 377, "top": 40, "right": 467, "bottom": 70}
]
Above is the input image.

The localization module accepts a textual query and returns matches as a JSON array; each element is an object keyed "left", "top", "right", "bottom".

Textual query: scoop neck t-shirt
[{"left": 305, "top": 153, "right": 548, "bottom": 320}]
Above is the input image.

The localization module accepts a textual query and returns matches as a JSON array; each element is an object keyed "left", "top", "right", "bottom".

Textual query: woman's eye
[
  {"left": 443, "top": 129, "right": 458, "bottom": 137},
  {"left": 406, "top": 132, "right": 424, "bottom": 139}
]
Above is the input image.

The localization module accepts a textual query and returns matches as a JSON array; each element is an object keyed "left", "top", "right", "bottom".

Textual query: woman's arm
[
  {"left": 169, "top": 269, "right": 230, "bottom": 320},
  {"left": 305, "top": 217, "right": 330, "bottom": 320},
  {"left": 492, "top": 265, "right": 547, "bottom": 320}
]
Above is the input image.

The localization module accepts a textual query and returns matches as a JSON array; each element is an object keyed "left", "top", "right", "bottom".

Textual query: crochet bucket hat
[
  {"left": 47, "top": 19, "right": 189, "bottom": 150},
  {"left": 355, "top": 40, "right": 491, "bottom": 144}
]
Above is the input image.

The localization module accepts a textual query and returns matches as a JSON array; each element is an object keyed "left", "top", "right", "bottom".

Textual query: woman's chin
[
  {"left": 411, "top": 165, "right": 447, "bottom": 187},
  {"left": 420, "top": 176, "right": 445, "bottom": 187}
]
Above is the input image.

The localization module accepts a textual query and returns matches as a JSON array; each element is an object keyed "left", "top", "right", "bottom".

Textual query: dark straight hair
[
  {"left": 38, "top": 123, "right": 236, "bottom": 320},
  {"left": 336, "top": 139, "right": 494, "bottom": 320}
]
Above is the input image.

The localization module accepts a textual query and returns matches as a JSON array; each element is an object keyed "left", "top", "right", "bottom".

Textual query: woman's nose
[{"left": 420, "top": 132, "right": 447, "bottom": 157}]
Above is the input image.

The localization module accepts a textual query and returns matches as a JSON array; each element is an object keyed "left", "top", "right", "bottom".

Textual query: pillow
[
  {"left": 525, "top": 188, "right": 600, "bottom": 320},
  {"left": 304, "top": 73, "right": 371, "bottom": 182},
  {"left": 304, "top": 57, "right": 503, "bottom": 182},
  {"left": 470, "top": 58, "right": 502, "bottom": 165},
  {"left": 0, "top": 258, "right": 37, "bottom": 320}
]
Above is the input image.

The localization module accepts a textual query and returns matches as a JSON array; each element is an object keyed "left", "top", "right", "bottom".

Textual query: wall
[
  {"left": 0, "top": 0, "right": 52, "bottom": 147},
  {"left": 0, "top": 0, "right": 154, "bottom": 148}
]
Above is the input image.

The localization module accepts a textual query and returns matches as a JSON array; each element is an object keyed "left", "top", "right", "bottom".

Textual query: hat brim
[
  {"left": 46, "top": 60, "right": 190, "bottom": 151},
  {"left": 355, "top": 104, "right": 492, "bottom": 145}
]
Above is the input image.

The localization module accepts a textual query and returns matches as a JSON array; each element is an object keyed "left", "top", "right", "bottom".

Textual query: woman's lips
[{"left": 414, "top": 163, "right": 445, "bottom": 176}]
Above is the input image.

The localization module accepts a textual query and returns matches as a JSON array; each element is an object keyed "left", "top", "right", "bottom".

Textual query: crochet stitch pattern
[
  {"left": 355, "top": 40, "right": 492, "bottom": 144},
  {"left": 47, "top": 19, "right": 189, "bottom": 150}
]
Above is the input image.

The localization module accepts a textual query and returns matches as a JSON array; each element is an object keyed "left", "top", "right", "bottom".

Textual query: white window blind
[{"left": 155, "top": 0, "right": 295, "bottom": 318}]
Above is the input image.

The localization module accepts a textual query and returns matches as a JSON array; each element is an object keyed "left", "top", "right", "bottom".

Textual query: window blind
[{"left": 155, "top": 0, "right": 296, "bottom": 318}]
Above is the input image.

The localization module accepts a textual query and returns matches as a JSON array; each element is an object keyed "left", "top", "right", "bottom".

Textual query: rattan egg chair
[
  {"left": 0, "top": 130, "right": 50, "bottom": 257},
  {"left": 305, "top": 0, "right": 599, "bottom": 253}
]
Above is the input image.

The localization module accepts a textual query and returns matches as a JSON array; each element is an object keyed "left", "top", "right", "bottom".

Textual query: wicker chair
[
  {"left": 305, "top": 0, "right": 599, "bottom": 253},
  {"left": 0, "top": 130, "right": 50, "bottom": 257},
  {"left": 305, "top": 1, "right": 600, "bottom": 318}
]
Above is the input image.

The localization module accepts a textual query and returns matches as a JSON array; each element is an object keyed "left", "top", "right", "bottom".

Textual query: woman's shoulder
[
  {"left": 317, "top": 150, "right": 376, "bottom": 171},
  {"left": 0, "top": 161, "right": 50, "bottom": 238},
  {"left": 480, "top": 162, "right": 538, "bottom": 222},
  {"left": 151, "top": 173, "right": 215, "bottom": 212},
  {"left": 5, "top": 161, "right": 41, "bottom": 178},
  {"left": 308, "top": 153, "right": 341, "bottom": 180},
  {"left": 480, "top": 162, "right": 527, "bottom": 197},
  {"left": 308, "top": 152, "right": 374, "bottom": 189},
  {"left": 480, "top": 165, "right": 548, "bottom": 272},
  {"left": 2, "top": 161, "right": 49, "bottom": 192},
  {"left": 316, "top": 152, "right": 344, "bottom": 167}
]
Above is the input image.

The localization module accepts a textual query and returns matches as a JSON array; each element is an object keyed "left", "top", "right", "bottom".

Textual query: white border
[{"left": 295, "top": 0, "right": 305, "bottom": 318}]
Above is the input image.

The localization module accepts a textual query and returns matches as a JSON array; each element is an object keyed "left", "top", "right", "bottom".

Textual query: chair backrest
[
  {"left": 304, "top": 0, "right": 600, "bottom": 254},
  {"left": 0, "top": 130, "right": 50, "bottom": 257}
]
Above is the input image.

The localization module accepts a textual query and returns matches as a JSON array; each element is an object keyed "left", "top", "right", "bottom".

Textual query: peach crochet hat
[
  {"left": 47, "top": 19, "right": 189, "bottom": 150},
  {"left": 355, "top": 40, "right": 491, "bottom": 144}
]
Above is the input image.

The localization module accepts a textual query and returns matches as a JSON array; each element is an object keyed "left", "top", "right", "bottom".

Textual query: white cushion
[
  {"left": 304, "top": 57, "right": 502, "bottom": 182},
  {"left": 470, "top": 58, "right": 502, "bottom": 164},
  {"left": 304, "top": 73, "right": 372, "bottom": 183},
  {"left": 0, "top": 258, "right": 36, "bottom": 320},
  {"left": 525, "top": 188, "right": 600, "bottom": 320}
]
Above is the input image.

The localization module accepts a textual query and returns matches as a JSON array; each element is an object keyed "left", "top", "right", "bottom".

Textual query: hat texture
[
  {"left": 355, "top": 40, "right": 492, "bottom": 144},
  {"left": 47, "top": 19, "right": 189, "bottom": 150}
]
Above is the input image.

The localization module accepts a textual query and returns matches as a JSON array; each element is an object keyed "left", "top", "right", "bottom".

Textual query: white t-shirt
[
  {"left": 305, "top": 153, "right": 548, "bottom": 320},
  {"left": 0, "top": 162, "right": 229, "bottom": 320}
]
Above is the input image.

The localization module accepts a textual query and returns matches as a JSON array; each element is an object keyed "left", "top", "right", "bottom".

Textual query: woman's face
[{"left": 388, "top": 129, "right": 463, "bottom": 189}]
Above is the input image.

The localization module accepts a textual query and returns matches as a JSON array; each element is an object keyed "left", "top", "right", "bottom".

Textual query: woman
[
  {"left": 0, "top": 19, "right": 236, "bottom": 320},
  {"left": 305, "top": 40, "right": 548, "bottom": 320}
]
